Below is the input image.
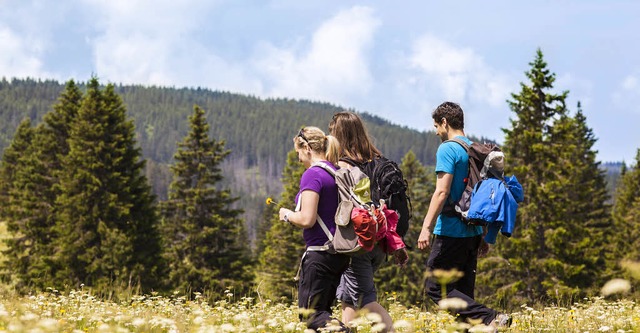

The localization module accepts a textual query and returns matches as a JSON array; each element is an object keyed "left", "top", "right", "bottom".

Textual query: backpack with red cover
[
  {"left": 312, "top": 162, "right": 386, "bottom": 255},
  {"left": 341, "top": 156, "right": 412, "bottom": 238}
]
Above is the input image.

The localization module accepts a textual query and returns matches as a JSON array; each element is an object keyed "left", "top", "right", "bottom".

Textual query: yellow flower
[{"left": 265, "top": 197, "right": 277, "bottom": 205}]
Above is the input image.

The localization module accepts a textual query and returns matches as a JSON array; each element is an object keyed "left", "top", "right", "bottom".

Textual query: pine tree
[
  {"left": 44, "top": 80, "right": 83, "bottom": 159},
  {"left": 375, "top": 150, "right": 434, "bottom": 307},
  {"left": 481, "top": 49, "right": 611, "bottom": 306},
  {"left": 609, "top": 150, "right": 640, "bottom": 299},
  {"left": 0, "top": 119, "right": 34, "bottom": 285},
  {"left": 254, "top": 199, "right": 277, "bottom": 258},
  {"left": 161, "top": 105, "right": 252, "bottom": 295},
  {"left": 543, "top": 104, "right": 612, "bottom": 294},
  {"left": 0, "top": 119, "right": 33, "bottom": 220},
  {"left": 254, "top": 150, "right": 306, "bottom": 301},
  {"left": 53, "top": 78, "right": 162, "bottom": 291},
  {"left": 1, "top": 81, "right": 83, "bottom": 290},
  {"left": 4, "top": 127, "right": 58, "bottom": 289},
  {"left": 495, "top": 49, "right": 568, "bottom": 304},
  {"left": 612, "top": 149, "right": 640, "bottom": 263}
]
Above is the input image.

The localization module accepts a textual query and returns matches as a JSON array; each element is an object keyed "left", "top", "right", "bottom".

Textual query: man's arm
[{"left": 417, "top": 172, "right": 453, "bottom": 250}]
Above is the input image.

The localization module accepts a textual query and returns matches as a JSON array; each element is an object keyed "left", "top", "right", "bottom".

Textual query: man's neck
[{"left": 447, "top": 129, "right": 465, "bottom": 140}]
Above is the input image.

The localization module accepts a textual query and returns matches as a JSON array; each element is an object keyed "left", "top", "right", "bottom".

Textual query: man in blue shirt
[{"left": 418, "top": 102, "right": 511, "bottom": 328}]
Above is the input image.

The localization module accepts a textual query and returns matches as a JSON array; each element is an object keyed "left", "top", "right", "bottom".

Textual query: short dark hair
[{"left": 432, "top": 102, "right": 464, "bottom": 130}]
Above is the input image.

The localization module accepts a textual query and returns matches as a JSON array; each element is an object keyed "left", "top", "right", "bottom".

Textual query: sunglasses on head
[{"left": 298, "top": 128, "right": 309, "bottom": 144}]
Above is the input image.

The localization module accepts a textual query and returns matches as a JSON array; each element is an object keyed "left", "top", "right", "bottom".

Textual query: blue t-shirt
[
  {"left": 296, "top": 162, "right": 339, "bottom": 247},
  {"left": 433, "top": 136, "right": 483, "bottom": 238}
]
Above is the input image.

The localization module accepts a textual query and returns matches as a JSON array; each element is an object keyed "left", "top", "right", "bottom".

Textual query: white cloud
[
  {"left": 612, "top": 73, "right": 640, "bottom": 113},
  {"left": 84, "top": 0, "right": 262, "bottom": 92},
  {"left": 408, "top": 34, "right": 512, "bottom": 107},
  {"left": 254, "top": 6, "right": 381, "bottom": 104},
  {"left": 389, "top": 34, "right": 517, "bottom": 141},
  {"left": 622, "top": 75, "right": 639, "bottom": 90},
  {"left": 556, "top": 73, "right": 594, "bottom": 109},
  {"left": 0, "top": 26, "right": 48, "bottom": 78}
]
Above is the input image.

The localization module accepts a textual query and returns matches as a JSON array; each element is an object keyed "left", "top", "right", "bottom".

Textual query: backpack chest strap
[{"left": 307, "top": 244, "right": 332, "bottom": 251}]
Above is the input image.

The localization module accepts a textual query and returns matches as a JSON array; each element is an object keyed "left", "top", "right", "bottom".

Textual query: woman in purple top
[{"left": 279, "top": 126, "right": 351, "bottom": 332}]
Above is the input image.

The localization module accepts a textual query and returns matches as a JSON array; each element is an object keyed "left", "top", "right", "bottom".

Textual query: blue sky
[{"left": 2, "top": 0, "right": 639, "bottom": 163}]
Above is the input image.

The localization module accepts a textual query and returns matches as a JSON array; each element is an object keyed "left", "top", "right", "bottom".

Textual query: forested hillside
[
  {"left": 1, "top": 47, "right": 638, "bottom": 305},
  {"left": 0, "top": 78, "right": 441, "bottom": 246}
]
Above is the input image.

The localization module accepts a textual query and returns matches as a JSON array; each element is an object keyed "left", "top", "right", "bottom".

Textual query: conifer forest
[{"left": 0, "top": 50, "right": 639, "bottom": 332}]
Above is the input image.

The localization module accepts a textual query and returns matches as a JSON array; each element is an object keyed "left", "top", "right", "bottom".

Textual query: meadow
[
  {"left": 0, "top": 287, "right": 638, "bottom": 333},
  {"left": 0, "top": 222, "right": 638, "bottom": 332}
]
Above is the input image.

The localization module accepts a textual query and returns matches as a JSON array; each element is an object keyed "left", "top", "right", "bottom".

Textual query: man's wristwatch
[{"left": 284, "top": 212, "right": 291, "bottom": 223}]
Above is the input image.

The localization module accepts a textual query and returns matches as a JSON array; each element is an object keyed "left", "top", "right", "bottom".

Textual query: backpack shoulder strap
[
  {"left": 444, "top": 137, "right": 470, "bottom": 152},
  {"left": 339, "top": 156, "right": 366, "bottom": 169},
  {"left": 308, "top": 161, "right": 336, "bottom": 242},
  {"left": 441, "top": 138, "right": 472, "bottom": 209},
  {"left": 312, "top": 161, "right": 336, "bottom": 178},
  {"left": 315, "top": 214, "right": 333, "bottom": 241}
]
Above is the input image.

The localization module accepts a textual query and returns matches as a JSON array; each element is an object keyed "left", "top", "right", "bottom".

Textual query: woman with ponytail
[{"left": 279, "top": 126, "right": 350, "bottom": 332}]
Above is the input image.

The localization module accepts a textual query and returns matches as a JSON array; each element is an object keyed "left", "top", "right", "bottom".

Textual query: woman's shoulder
[{"left": 305, "top": 162, "right": 337, "bottom": 176}]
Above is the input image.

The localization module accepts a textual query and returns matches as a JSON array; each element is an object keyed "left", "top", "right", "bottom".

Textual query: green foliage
[
  {"left": 160, "top": 105, "right": 252, "bottom": 295},
  {"left": 477, "top": 50, "right": 612, "bottom": 308},
  {"left": 53, "top": 78, "right": 163, "bottom": 291},
  {"left": 0, "top": 119, "right": 34, "bottom": 220},
  {"left": 254, "top": 150, "right": 306, "bottom": 301},
  {"left": 0, "top": 78, "right": 61, "bottom": 154},
  {"left": 612, "top": 149, "right": 640, "bottom": 295},
  {"left": 376, "top": 150, "right": 435, "bottom": 307},
  {"left": 0, "top": 79, "right": 443, "bottom": 247},
  {"left": 0, "top": 81, "right": 83, "bottom": 291},
  {"left": 0, "top": 119, "right": 35, "bottom": 286}
]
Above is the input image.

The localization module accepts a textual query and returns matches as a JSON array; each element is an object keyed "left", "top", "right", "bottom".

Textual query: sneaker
[{"left": 492, "top": 313, "right": 512, "bottom": 330}]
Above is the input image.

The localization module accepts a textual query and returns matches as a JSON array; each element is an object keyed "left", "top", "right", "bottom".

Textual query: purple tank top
[{"left": 296, "top": 162, "right": 339, "bottom": 247}]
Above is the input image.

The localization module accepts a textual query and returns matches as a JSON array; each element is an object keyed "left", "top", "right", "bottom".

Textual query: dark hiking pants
[
  {"left": 298, "top": 250, "right": 351, "bottom": 332},
  {"left": 425, "top": 234, "right": 498, "bottom": 325}
]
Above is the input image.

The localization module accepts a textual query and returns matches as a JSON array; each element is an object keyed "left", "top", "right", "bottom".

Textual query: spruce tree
[
  {"left": 254, "top": 199, "right": 277, "bottom": 258},
  {"left": 0, "top": 119, "right": 34, "bottom": 284},
  {"left": 543, "top": 104, "right": 612, "bottom": 294},
  {"left": 0, "top": 119, "right": 33, "bottom": 220},
  {"left": 4, "top": 127, "right": 58, "bottom": 289},
  {"left": 495, "top": 49, "right": 568, "bottom": 304},
  {"left": 481, "top": 49, "right": 611, "bottom": 306},
  {"left": 612, "top": 149, "right": 640, "bottom": 263},
  {"left": 53, "top": 78, "right": 162, "bottom": 291},
  {"left": 375, "top": 150, "right": 434, "bottom": 306},
  {"left": 255, "top": 149, "right": 306, "bottom": 301},
  {"left": 161, "top": 105, "right": 252, "bottom": 295},
  {"left": 1, "top": 81, "right": 83, "bottom": 290}
]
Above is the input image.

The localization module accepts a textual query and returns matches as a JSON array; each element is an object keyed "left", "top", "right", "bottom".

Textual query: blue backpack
[{"left": 440, "top": 138, "right": 504, "bottom": 225}]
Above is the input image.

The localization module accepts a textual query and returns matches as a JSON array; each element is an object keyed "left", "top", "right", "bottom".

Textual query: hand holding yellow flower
[{"left": 265, "top": 197, "right": 277, "bottom": 205}]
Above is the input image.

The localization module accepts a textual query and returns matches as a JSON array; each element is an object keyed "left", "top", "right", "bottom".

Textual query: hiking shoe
[{"left": 492, "top": 313, "right": 512, "bottom": 330}]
